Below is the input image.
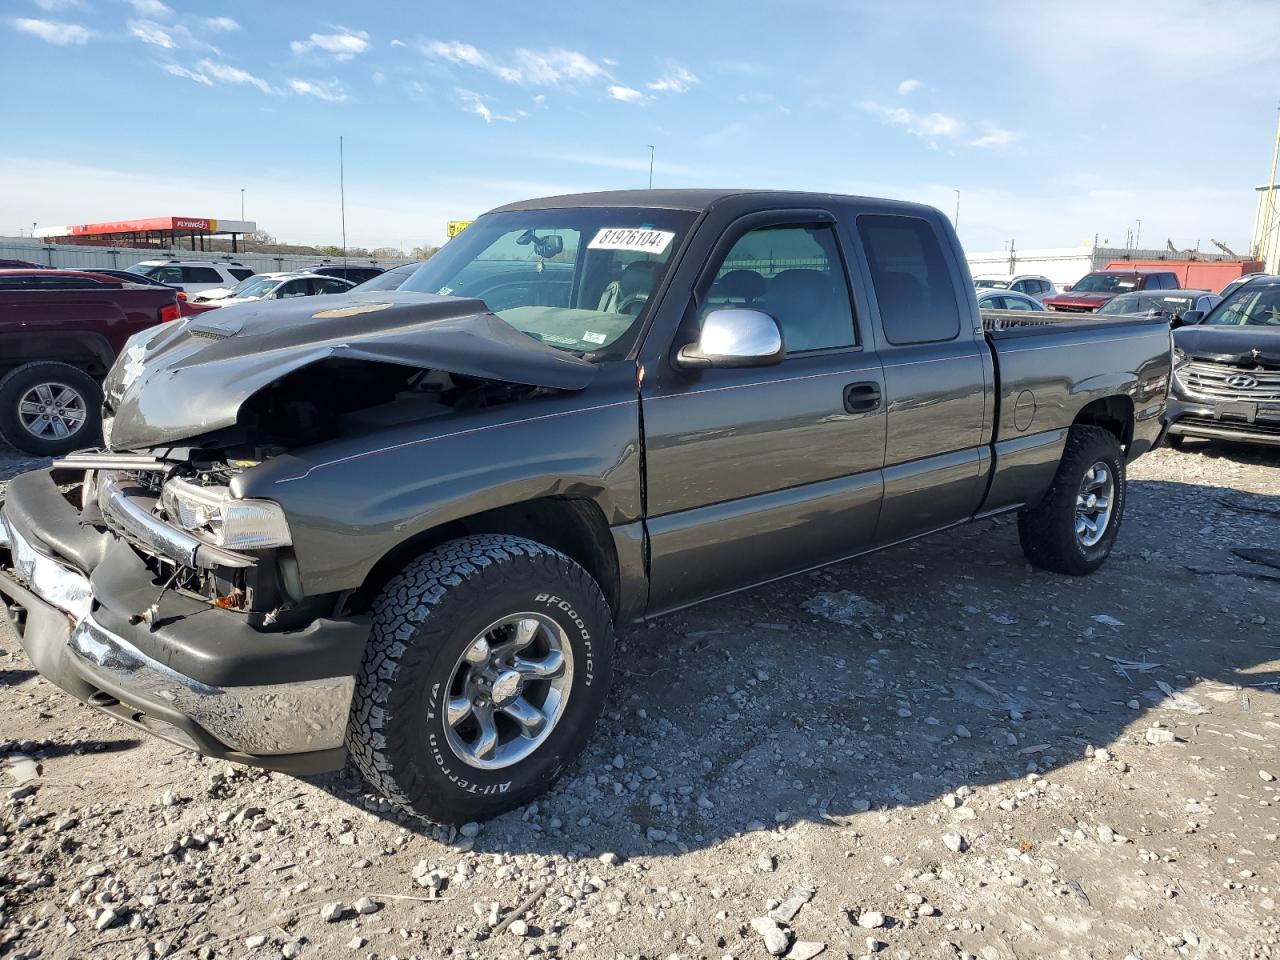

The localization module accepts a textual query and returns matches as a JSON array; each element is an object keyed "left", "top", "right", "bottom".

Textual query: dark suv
[{"left": 306, "top": 264, "right": 385, "bottom": 284}]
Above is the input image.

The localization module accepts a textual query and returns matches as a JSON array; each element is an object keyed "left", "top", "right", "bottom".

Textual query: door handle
[{"left": 843, "top": 382, "right": 882, "bottom": 413}]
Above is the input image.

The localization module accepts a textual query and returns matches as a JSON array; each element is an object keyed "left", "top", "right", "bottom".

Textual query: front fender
[{"left": 236, "top": 379, "right": 642, "bottom": 597}]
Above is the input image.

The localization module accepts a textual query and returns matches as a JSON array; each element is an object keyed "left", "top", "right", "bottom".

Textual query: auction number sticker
[{"left": 588, "top": 227, "right": 674, "bottom": 254}]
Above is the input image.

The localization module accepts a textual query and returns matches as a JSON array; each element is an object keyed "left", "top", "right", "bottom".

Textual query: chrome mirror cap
[{"left": 677, "top": 308, "right": 785, "bottom": 368}]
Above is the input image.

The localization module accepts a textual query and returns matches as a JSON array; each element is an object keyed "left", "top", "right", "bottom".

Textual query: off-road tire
[
  {"left": 1017, "top": 425, "right": 1126, "bottom": 576},
  {"left": 0, "top": 361, "right": 102, "bottom": 457},
  {"left": 347, "top": 534, "right": 614, "bottom": 824}
]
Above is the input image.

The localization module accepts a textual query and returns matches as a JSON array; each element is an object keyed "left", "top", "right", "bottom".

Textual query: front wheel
[
  {"left": 0, "top": 362, "right": 103, "bottom": 456},
  {"left": 1018, "top": 425, "right": 1126, "bottom": 576},
  {"left": 347, "top": 535, "right": 614, "bottom": 824}
]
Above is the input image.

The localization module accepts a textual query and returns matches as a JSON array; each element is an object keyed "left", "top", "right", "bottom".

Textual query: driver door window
[
  {"left": 704, "top": 224, "right": 857, "bottom": 353},
  {"left": 276, "top": 280, "right": 308, "bottom": 299}
]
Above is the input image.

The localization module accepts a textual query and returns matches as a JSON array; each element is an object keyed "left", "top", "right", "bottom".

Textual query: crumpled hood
[
  {"left": 103, "top": 291, "right": 597, "bottom": 451},
  {"left": 1044, "top": 291, "right": 1115, "bottom": 309},
  {"left": 1174, "top": 324, "right": 1280, "bottom": 366}
]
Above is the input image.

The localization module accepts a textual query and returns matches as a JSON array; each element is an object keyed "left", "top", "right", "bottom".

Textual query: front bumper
[
  {"left": 0, "top": 469, "right": 369, "bottom": 774},
  {"left": 1166, "top": 395, "right": 1280, "bottom": 447}
]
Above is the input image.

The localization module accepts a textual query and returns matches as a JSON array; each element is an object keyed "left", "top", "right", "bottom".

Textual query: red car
[
  {"left": 1043, "top": 269, "right": 1180, "bottom": 313},
  {"left": 0, "top": 269, "right": 181, "bottom": 455}
]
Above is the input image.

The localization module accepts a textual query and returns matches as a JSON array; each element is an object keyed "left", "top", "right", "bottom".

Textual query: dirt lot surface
[{"left": 2, "top": 439, "right": 1278, "bottom": 960}]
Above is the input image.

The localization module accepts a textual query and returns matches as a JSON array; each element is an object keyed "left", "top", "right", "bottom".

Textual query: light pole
[
  {"left": 647, "top": 145, "right": 655, "bottom": 190},
  {"left": 953, "top": 189, "right": 960, "bottom": 230},
  {"left": 1135, "top": 219, "right": 1142, "bottom": 251},
  {"left": 240, "top": 188, "right": 245, "bottom": 221}
]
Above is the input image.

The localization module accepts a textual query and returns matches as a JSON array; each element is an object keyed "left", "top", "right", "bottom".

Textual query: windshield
[
  {"left": 974, "top": 278, "right": 1009, "bottom": 289},
  {"left": 399, "top": 207, "right": 697, "bottom": 356},
  {"left": 231, "top": 277, "right": 282, "bottom": 299},
  {"left": 353, "top": 263, "right": 420, "bottom": 291},
  {"left": 1203, "top": 284, "right": 1280, "bottom": 327},
  {"left": 127, "top": 263, "right": 161, "bottom": 278},
  {"left": 1072, "top": 273, "right": 1137, "bottom": 293}
]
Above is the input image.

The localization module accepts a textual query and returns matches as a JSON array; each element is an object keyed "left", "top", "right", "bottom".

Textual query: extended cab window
[
  {"left": 703, "top": 224, "right": 856, "bottom": 353},
  {"left": 399, "top": 207, "right": 696, "bottom": 357},
  {"left": 857, "top": 215, "right": 961, "bottom": 344}
]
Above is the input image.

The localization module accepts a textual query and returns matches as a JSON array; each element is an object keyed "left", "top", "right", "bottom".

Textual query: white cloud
[
  {"left": 608, "top": 85, "right": 647, "bottom": 104},
  {"left": 11, "top": 17, "right": 91, "bottom": 45},
  {"left": 291, "top": 28, "right": 370, "bottom": 61},
  {"left": 129, "top": 0, "right": 172, "bottom": 17},
  {"left": 128, "top": 19, "right": 174, "bottom": 48},
  {"left": 647, "top": 66, "right": 698, "bottom": 94},
  {"left": 896, "top": 78, "right": 921, "bottom": 95},
  {"left": 202, "top": 16, "right": 239, "bottom": 32},
  {"left": 196, "top": 58, "right": 272, "bottom": 94},
  {"left": 288, "top": 77, "right": 348, "bottom": 102},
  {"left": 371, "top": 70, "right": 385, "bottom": 85},
  {"left": 422, "top": 40, "right": 608, "bottom": 87},
  {"left": 163, "top": 62, "right": 211, "bottom": 86},
  {"left": 967, "top": 124, "right": 1021, "bottom": 148},
  {"left": 861, "top": 100, "right": 1019, "bottom": 150},
  {"left": 458, "top": 89, "right": 515, "bottom": 123}
]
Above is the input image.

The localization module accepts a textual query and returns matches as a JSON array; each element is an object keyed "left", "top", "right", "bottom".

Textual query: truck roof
[
  {"left": 1092, "top": 267, "right": 1177, "bottom": 275},
  {"left": 492, "top": 188, "right": 939, "bottom": 217}
]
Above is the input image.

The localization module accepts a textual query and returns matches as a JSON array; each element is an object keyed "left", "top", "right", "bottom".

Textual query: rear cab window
[{"left": 856, "top": 214, "right": 961, "bottom": 344}]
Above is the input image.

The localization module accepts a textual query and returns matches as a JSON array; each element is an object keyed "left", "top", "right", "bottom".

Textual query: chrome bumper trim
[
  {"left": 96, "top": 471, "right": 255, "bottom": 569},
  {"left": 69, "top": 614, "right": 354, "bottom": 755},
  {"left": 0, "top": 510, "right": 92, "bottom": 621}
]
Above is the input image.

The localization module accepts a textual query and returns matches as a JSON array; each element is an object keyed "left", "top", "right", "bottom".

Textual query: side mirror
[
  {"left": 1175, "top": 310, "right": 1204, "bottom": 327},
  {"left": 676, "top": 308, "right": 785, "bottom": 369}
]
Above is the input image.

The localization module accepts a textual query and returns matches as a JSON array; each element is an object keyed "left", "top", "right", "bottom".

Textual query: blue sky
[{"left": 3, "top": 0, "right": 1279, "bottom": 253}]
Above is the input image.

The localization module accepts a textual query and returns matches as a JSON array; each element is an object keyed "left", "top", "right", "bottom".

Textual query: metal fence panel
[{"left": 0, "top": 237, "right": 414, "bottom": 273}]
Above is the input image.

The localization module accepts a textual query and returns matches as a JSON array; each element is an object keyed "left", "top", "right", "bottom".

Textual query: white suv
[{"left": 126, "top": 259, "right": 257, "bottom": 294}]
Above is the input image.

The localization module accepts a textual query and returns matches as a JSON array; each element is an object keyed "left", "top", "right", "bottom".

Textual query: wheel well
[
  {"left": 350, "top": 497, "right": 622, "bottom": 620},
  {"left": 1073, "top": 395, "right": 1134, "bottom": 449}
]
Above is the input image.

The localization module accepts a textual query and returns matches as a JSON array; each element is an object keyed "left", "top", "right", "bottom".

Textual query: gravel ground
[{"left": 1, "top": 438, "right": 1278, "bottom": 960}]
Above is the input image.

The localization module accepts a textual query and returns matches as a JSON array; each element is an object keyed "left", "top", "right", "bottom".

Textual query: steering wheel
[{"left": 617, "top": 292, "right": 649, "bottom": 316}]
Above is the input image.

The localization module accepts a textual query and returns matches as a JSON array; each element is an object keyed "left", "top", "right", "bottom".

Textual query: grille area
[
  {"left": 1175, "top": 416, "right": 1280, "bottom": 438},
  {"left": 1178, "top": 360, "right": 1280, "bottom": 401}
]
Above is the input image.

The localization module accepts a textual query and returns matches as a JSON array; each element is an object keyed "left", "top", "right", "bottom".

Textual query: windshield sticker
[
  {"left": 540, "top": 333, "right": 579, "bottom": 346},
  {"left": 581, "top": 331, "right": 607, "bottom": 345},
  {"left": 588, "top": 228, "right": 674, "bottom": 254}
]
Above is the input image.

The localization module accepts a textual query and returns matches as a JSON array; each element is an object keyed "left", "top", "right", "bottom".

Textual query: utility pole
[
  {"left": 1008, "top": 239, "right": 1016, "bottom": 274},
  {"left": 1135, "top": 219, "right": 1142, "bottom": 252},
  {"left": 240, "top": 188, "right": 245, "bottom": 221},
  {"left": 953, "top": 189, "right": 960, "bottom": 231},
  {"left": 1262, "top": 106, "right": 1280, "bottom": 266},
  {"left": 647, "top": 145, "right": 655, "bottom": 189},
  {"left": 339, "top": 135, "right": 348, "bottom": 263}
]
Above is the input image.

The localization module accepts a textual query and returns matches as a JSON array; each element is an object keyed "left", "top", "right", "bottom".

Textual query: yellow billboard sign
[{"left": 447, "top": 220, "right": 473, "bottom": 238}]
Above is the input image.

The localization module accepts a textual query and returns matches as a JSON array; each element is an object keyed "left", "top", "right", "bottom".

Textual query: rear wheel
[
  {"left": 0, "top": 362, "right": 102, "bottom": 456},
  {"left": 1018, "top": 425, "right": 1126, "bottom": 576},
  {"left": 347, "top": 534, "right": 614, "bottom": 824}
]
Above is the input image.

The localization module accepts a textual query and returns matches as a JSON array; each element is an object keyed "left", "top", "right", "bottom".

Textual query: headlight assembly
[{"left": 159, "top": 478, "right": 292, "bottom": 550}]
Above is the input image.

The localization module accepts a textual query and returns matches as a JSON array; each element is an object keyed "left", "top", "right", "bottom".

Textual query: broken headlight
[{"left": 160, "top": 477, "right": 292, "bottom": 550}]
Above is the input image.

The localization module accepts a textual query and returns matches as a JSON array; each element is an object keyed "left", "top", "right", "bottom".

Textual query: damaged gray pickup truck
[{"left": 0, "top": 190, "right": 1172, "bottom": 823}]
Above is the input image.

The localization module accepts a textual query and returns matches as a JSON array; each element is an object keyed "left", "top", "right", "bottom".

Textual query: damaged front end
[{"left": 1, "top": 292, "right": 595, "bottom": 771}]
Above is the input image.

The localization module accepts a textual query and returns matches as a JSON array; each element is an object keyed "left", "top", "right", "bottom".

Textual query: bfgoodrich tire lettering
[
  {"left": 347, "top": 534, "right": 614, "bottom": 824},
  {"left": 1017, "top": 425, "right": 1126, "bottom": 576}
]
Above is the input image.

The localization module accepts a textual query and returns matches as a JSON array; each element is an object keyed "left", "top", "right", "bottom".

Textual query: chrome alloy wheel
[
  {"left": 17, "top": 382, "right": 88, "bottom": 442},
  {"left": 442, "top": 613, "right": 574, "bottom": 770},
  {"left": 1075, "top": 461, "right": 1114, "bottom": 548}
]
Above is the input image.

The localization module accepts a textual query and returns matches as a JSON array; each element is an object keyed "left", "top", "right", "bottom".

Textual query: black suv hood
[
  {"left": 103, "top": 292, "right": 597, "bottom": 450},
  {"left": 1174, "top": 324, "right": 1280, "bottom": 366}
]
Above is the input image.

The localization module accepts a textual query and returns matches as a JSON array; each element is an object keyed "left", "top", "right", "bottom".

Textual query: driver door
[{"left": 641, "top": 208, "right": 887, "bottom": 613}]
